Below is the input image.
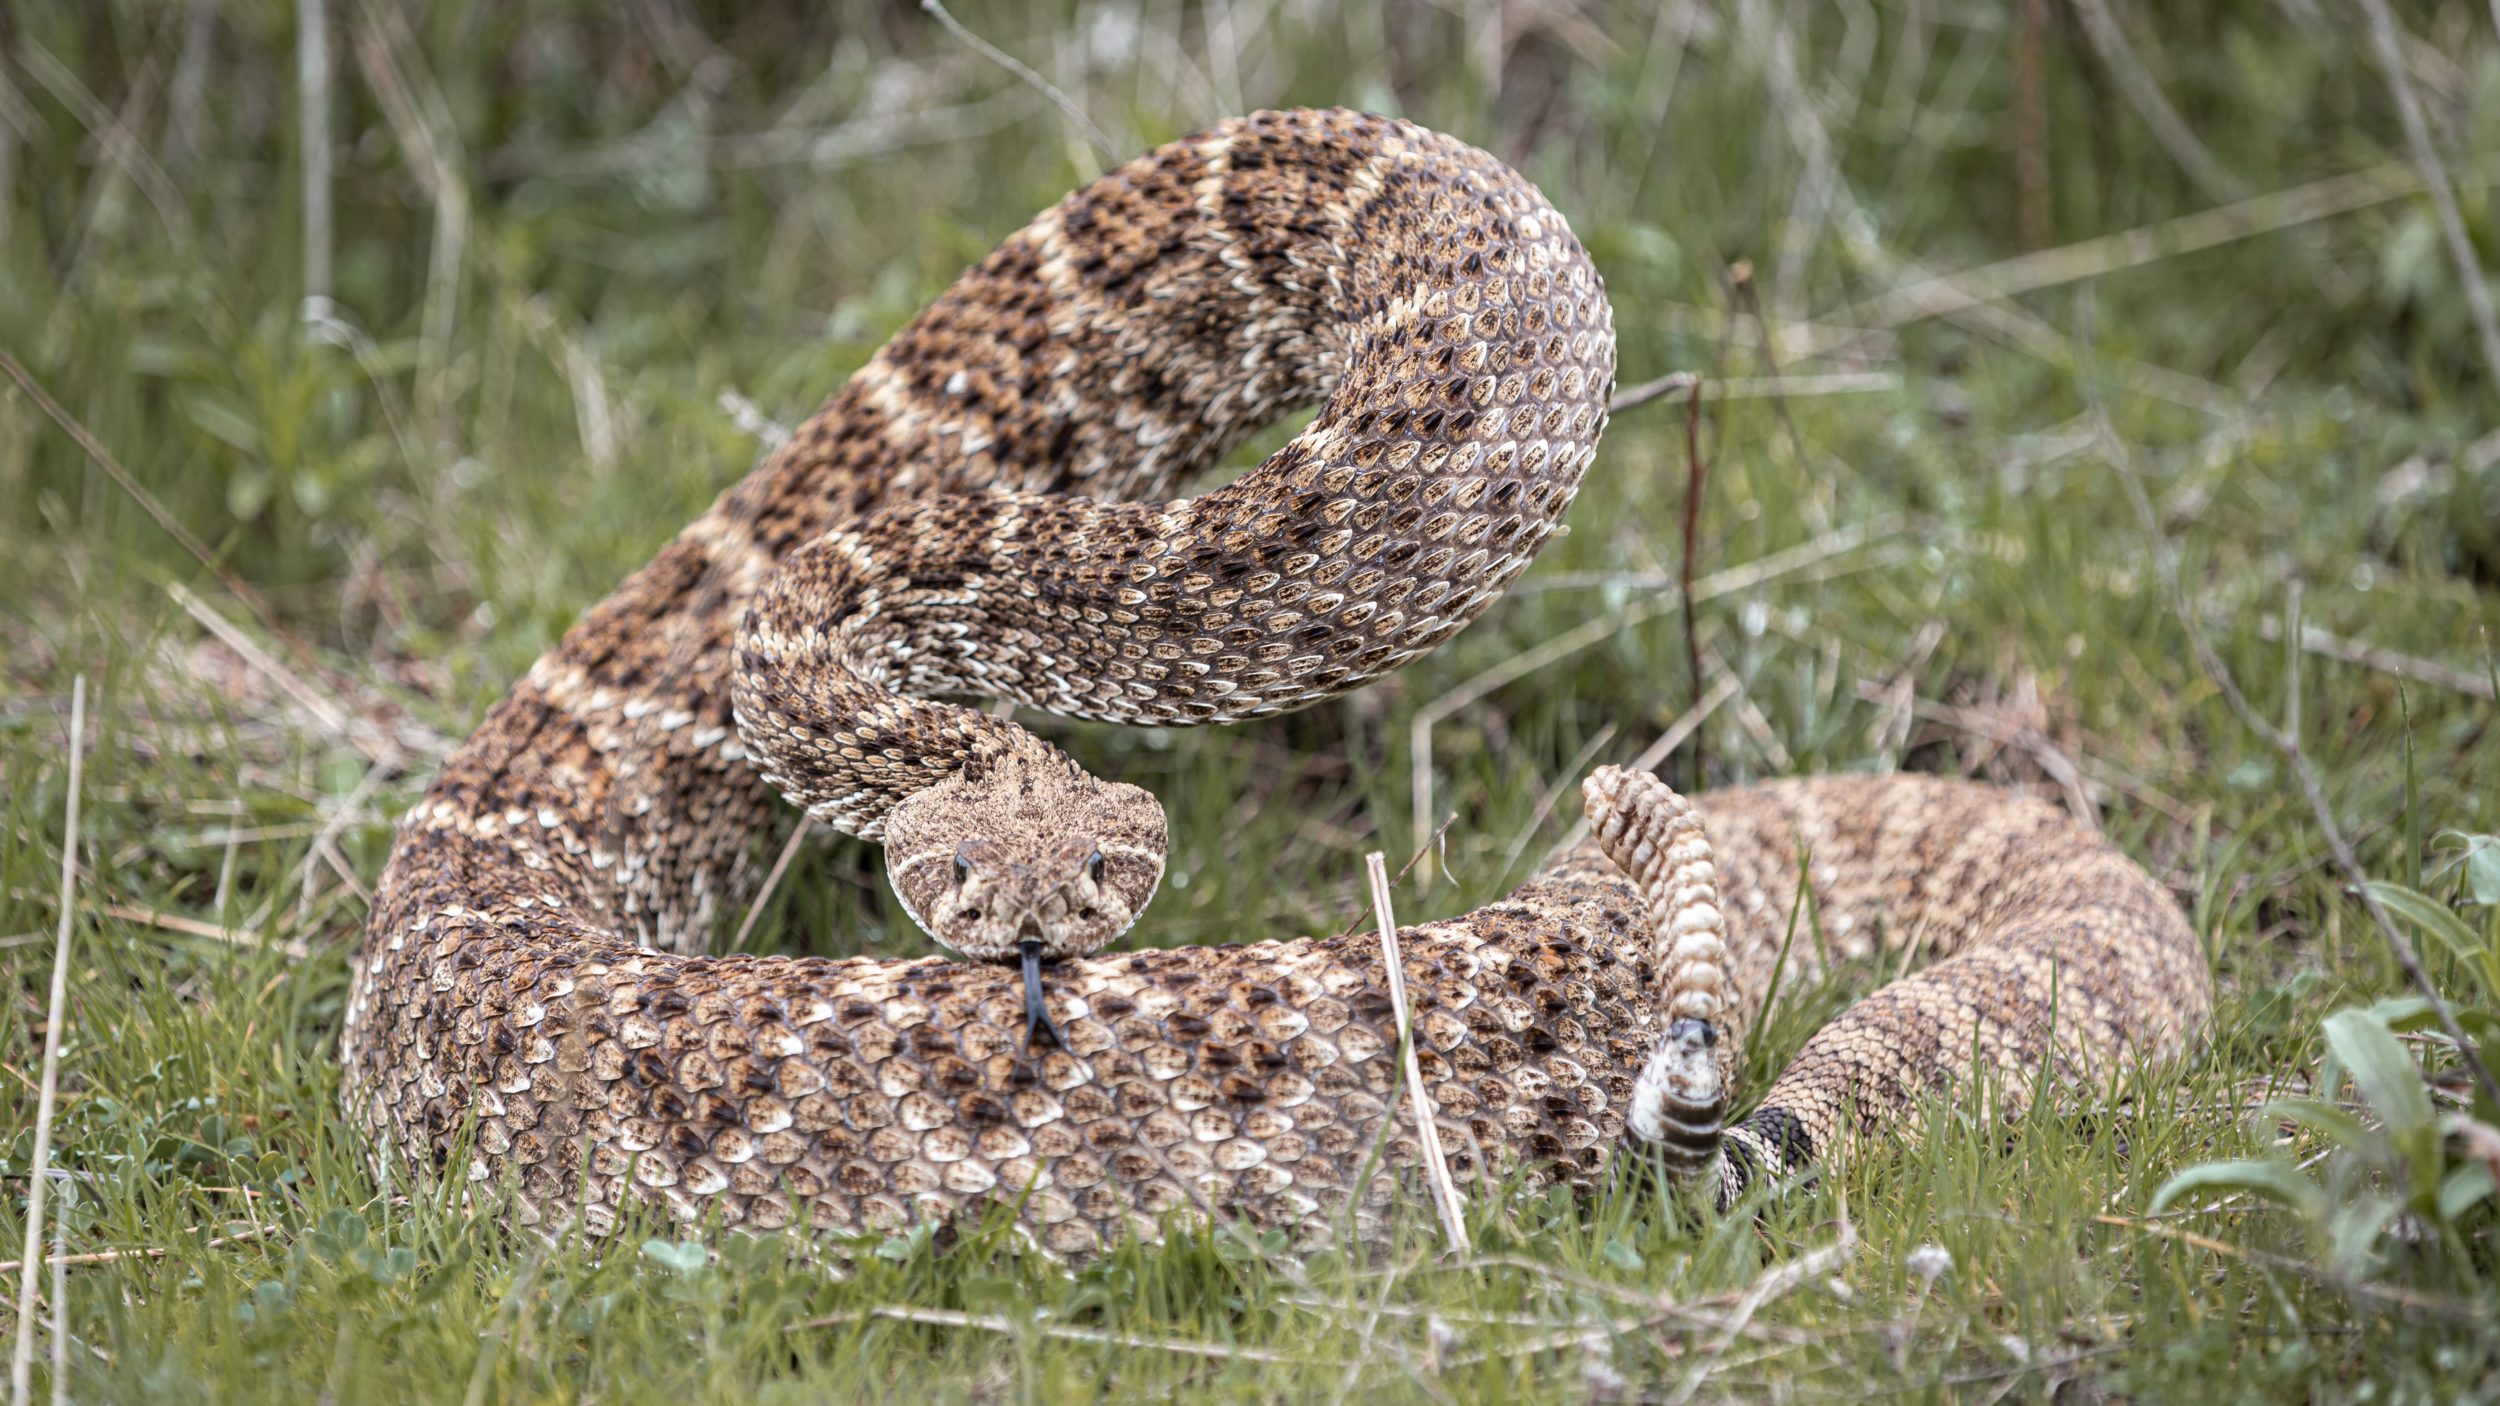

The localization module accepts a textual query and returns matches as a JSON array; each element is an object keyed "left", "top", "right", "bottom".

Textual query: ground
[{"left": 4, "top": 1, "right": 2499, "bottom": 1400}]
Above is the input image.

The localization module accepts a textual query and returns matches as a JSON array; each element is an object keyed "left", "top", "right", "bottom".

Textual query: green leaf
[
  {"left": 2323, "top": 1008, "right": 2435, "bottom": 1147},
  {"left": 2447, "top": 832, "right": 2500, "bottom": 907},
  {"left": 2364, "top": 882, "right": 2482, "bottom": 965},
  {"left": 2437, "top": 1161, "right": 2497, "bottom": 1221},
  {"left": 2258, "top": 1097, "right": 2378, "bottom": 1157},
  {"left": 2149, "top": 1159, "right": 2328, "bottom": 1222},
  {"left": 640, "top": 1238, "right": 708, "bottom": 1275},
  {"left": 2360, "top": 996, "right": 2438, "bottom": 1033},
  {"left": 2327, "top": 1194, "right": 2399, "bottom": 1278}
]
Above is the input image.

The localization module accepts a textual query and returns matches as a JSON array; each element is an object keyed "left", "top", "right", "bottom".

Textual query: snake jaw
[{"left": 1020, "top": 939, "right": 1069, "bottom": 1051}]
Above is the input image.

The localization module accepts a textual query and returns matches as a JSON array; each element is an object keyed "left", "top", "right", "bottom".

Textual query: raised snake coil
[{"left": 343, "top": 110, "right": 2211, "bottom": 1251}]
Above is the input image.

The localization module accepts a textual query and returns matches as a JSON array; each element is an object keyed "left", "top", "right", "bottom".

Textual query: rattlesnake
[{"left": 344, "top": 109, "right": 2211, "bottom": 1250}]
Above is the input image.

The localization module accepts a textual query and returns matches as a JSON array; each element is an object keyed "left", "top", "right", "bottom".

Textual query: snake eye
[
  {"left": 1087, "top": 850, "right": 1105, "bottom": 884},
  {"left": 953, "top": 853, "right": 973, "bottom": 884}
]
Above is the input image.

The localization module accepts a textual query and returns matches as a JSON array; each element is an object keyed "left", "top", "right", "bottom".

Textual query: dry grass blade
[
  {"left": 12, "top": 678, "right": 83, "bottom": 1406},
  {"left": 2243, "top": 613, "right": 2495, "bottom": 702},
  {"left": 1610, "top": 371, "right": 1897, "bottom": 415},
  {"left": 0, "top": 1227, "right": 276, "bottom": 1278},
  {"left": 1365, "top": 853, "right": 1469, "bottom": 1256},
  {"left": 1542, "top": 674, "right": 1738, "bottom": 864},
  {"left": 170, "top": 584, "right": 423, "bottom": 768},
  {"left": 2070, "top": 0, "right": 2242, "bottom": 204},
  {"left": 786, "top": 1304, "right": 1342, "bottom": 1366},
  {"left": 1850, "top": 163, "right": 2418, "bottom": 333},
  {"left": 729, "top": 821, "right": 818, "bottom": 953},
  {"left": 96, "top": 902, "right": 308, "bottom": 961}
]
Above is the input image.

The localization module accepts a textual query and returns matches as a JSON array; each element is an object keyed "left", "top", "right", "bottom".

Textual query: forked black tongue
[{"left": 1020, "top": 939, "right": 1069, "bottom": 1051}]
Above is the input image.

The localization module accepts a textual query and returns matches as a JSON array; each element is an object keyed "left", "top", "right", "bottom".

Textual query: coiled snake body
[{"left": 345, "top": 110, "right": 2210, "bottom": 1252}]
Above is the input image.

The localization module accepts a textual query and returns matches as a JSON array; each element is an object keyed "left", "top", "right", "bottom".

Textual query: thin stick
[
  {"left": 729, "top": 822, "right": 816, "bottom": 953},
  {"left": 1610, "top": 371, "right": 1697, "bottom": 414},
  {"left": 2246, "top": 613, "right": 2495, "bottom": 702},
  {"left": 786, "top": 1303, "right": 1341, "bottom": 1366},
  {"left": 0, "top": 1226, "right": 274, "bottom": 1277},
  {"left": 1849, "top": 163, "right": 2418, "bottom": 334},
  {"left": 13, "top": 679, "right": 84, "bottom": 1406},
  {"left": 1365, "top": 854, "right": 1469, "bottom": 1255},
  {"left": 2090, "top": 408, "right": 2500, "bottom": 1113},
  {"left": 2357, "top": 0, "right": 2500, "bottom": 392},
  {"left": 1611, "top": 370, "right": 1896, "bottom": 415},
  {"left": 919, "top": 0, "right": 1115, "bottom": 161},
  {"left": 97, "top": 902, "right": 308, "bottom": 961}
]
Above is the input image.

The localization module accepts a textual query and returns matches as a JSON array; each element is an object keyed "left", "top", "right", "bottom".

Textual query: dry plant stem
[
  {"left": 98, "top": 902, "right": 308, "bottom": 961},
  {"left": 1612, "top": 370, "right": 1699, "bottom": 413},
  {"left": 2012, "top": 0, "right": 2050, "bottom": 250},
  {"left": 1366, "top": 853, "right": 1470, "bottom": 1255},
  {"left": 786, "top": 1305, "right": 1342, "bottom": 1367},
  {"left": 728, "top": 821, "right": 815, "bottom": 953},
  {"left": 0, "top": 1227, "right": 275, "bottom": 1278},
  {"left": 348, "top": 0, "right": 468, "bottom": 440},
  {"left": 2094, "top": 417, "right": 2500, "bottom": 1112},
  {"left": 11, "top": 677, "right": 83, "bottom": 1406},
  {"left": 2356, "top": 0, "right": 2500, "bottom": 392},
  {"left": 1849, "top": 162, "right": 2419, "bottom": 333},
  {"left": 918, "top": 0, "right": 1115, "bottom": 162},
  {"left": 2244, "top": 613, "right": 2495, "bottom": 701},
  {"left": 1612, "top": 370, "right": 1894, "bottom": 414}
]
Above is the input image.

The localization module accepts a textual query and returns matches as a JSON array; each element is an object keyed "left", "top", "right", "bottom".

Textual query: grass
[{"left": 6, "top": 0, "right": 2500, "bottom": 1398}]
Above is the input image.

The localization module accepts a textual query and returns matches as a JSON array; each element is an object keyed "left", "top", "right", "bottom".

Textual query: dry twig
[
  {"left": 12, "top": 679, "right": 83, "bottom": 1406},
  {"left": 787, "top": 1303, "right": 1340, "bottom": 1366},
  {"left": 1365, "top": 854, "right": 1470, "bottom": 1255},
  {"left": 96, "top": 902, "right": 308, "bottom": 961}
]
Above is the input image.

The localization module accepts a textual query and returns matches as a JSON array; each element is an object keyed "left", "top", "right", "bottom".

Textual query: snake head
[{"left": 881, "top": 749, "right": 1167, "bottom": 962}]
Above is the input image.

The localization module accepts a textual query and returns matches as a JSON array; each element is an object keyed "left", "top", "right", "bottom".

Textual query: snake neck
[{"left": 730, "top": 531, "right": 1056, "bottom": 841}]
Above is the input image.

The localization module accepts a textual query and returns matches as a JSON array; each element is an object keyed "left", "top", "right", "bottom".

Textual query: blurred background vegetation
[{"left": 3, "top": 0, "right": 2499, "bottom": 1399}]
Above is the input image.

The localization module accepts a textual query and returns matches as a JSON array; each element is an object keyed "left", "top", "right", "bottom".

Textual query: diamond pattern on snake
[{"left": 344, "top": 109, "right": 2209, "bottom": 1254}]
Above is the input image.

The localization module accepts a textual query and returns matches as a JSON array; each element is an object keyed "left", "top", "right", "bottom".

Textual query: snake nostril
[{"left": 1079, "top": 907, "right": 1099, "bottom": 921}]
